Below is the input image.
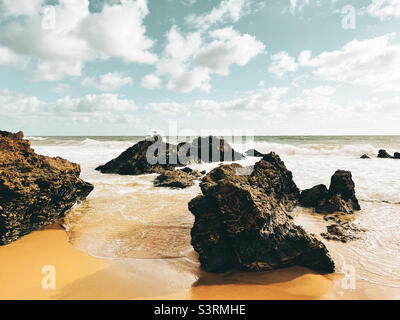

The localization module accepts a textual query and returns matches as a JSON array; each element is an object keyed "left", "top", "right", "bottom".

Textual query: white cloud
[
  {"left": 368, "top": 0, "right": 400, "bottom": 19},
  {"left": 78, "top": 0, "right": 157, "bottom": 64},
  {"left": 186, "top": 0, "right": 250, "bottom": 30},
  {"left": 0, "top": 46, "right": 29, "bottom": 66},
  {"left": 268, "top": 51, "right": 299, "bottom": 77},
  {"left": 165, "top": 26, "right": 202, "bottom": 62},
  {"left": 34, "top": 60, "right": 83, "bottom": 81},
  {"left": 149, "top": 102, "right": 190, "bottom": 116},
  {"left": 1, "top": 0, "right": 44, "bottom": 17},
  {"left": 194, "top": 27, "right": 265, "bottom": 75},
  {"left": 268, "top": 34, "right": 400, "bottom": 92},
  {"left": 156, "top": 26, "right": 264, "bottom": 92},
  {"left": 82, "top": 72, "right": 133, "bottom": 91},
  {"left": 141, "top": 74, "right": 163, "bottom": 89},
  {"left": 0, "top": 0, "right": 156, "bottom": 81},
  {"left": 56, "top": 94, "right": 139, "bottom": 113}
]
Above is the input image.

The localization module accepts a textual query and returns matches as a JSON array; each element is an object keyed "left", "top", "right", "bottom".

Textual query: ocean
[{"left": 28, "top": 135, "right": 400, "bottom": 293}]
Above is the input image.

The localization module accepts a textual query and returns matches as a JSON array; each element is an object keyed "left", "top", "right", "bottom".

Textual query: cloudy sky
[{"left": 0, "top": 0, "right": 399, "bottom": 136}]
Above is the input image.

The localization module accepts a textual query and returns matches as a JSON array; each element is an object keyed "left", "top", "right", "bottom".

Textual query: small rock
[
  {"left": 394, "top": 152, "right": 400, "bottom": 159},
  {"left": 377, "top": 149, "right": 393, "bottom": 158},
  {"left": 360, "top": 154, "right": 370, "bottom": 159}
]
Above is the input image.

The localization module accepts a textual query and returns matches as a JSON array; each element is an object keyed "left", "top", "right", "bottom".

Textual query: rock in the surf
[
  {"left": 245, "top": 149, "right": 265, "bottom": 157},
  {"left": 394, "top": 152, "right": 400, "bottom": 159},
  {"left": 189, "top": 152, "right": 335, "bottom": 274},
  {"left": 0, "top": 131, "right": 93, "bottom": 245},
  {"left": 95, "top": 136, "right": 183, "bottom": 175},
  {"left": 316, "top": 170, "right": 361, "bottom": 214},
  {"left": 299, "top": 184, "right": 328, "bottom": 207},
  {"left": 154, "top": 168, "right": 203, "bottom": 189},
  {"left": 321, "top": 222, "right": 366, "bottom": 243},
  {"left": 190, "top": 136, "right": 244, "bottom": 163},
  {"left": 377, "top": 149, "right": 393, "bottom": 158},
  {"left": 360, "top": 154, "right": 370, "bottom": 159},
  {"left": 96, "top": 136, "right": 244, "bottom": 175}
]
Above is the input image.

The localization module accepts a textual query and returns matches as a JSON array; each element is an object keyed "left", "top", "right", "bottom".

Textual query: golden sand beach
[{"left": 1, "top": 226, "right": 400, "bottom": 300}]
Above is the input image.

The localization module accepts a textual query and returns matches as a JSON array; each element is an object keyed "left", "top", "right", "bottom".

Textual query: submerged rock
[
  {"left": 321, "top": 222, "right": 366, "bottom": 243},
  {"left": 96, "top": 136, "right": 244, "bottom": 176},
  {"left": 316, "top": 170, "right": 361, "bottom": 214},
  {"left": 360, "top": 154, "right": 370, "bottom": 159},
  {"left": 189, "top": 152, "right": 335, "bottom": 274},
  {"left": 0, "top": 131, "right": 93, "bottom": 245},
  {"left": 245, "top": 149, "right": 265, "bottom": 157},
  {"left": 299, "top": 184, "right": 328, "bottom": 207},
  {"left": 377, "top": 149, "right": 393, "bottom": 158},
  {"left": 154, "top": 168, "right": 203, "bottom": 189}
]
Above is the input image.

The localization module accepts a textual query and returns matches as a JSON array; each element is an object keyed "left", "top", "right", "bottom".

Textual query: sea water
[{"left": 29, "top": 136, "right": 400, "bottom": 290}]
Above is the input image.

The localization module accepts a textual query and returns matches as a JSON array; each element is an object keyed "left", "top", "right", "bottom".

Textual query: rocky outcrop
[
  {"left": 154, "top": 168, "right": 204, "bottom": 189},
  {"left": 360, "top": 154, "right": 370, "bottom": 159},
  {"left": 245, "top": 149, "right": 265, "bottom": 157},
  {"left": 190, "top": 136, "right": 244, "bottom": 163},
  {"left": 316, "top": 170, "right": 361, "bottom": 214},
  {"left": 377, "top": 149, "right": 393, "bottom": 158},
  {"left": 0, "top": 131, "right": 93, "bottom": 245},
  {"left": 299, "top": 184, "right": 328, "bottom": 207},
  {"left": 96, "top": 136, "right": 183, "bottom": 175},
  {"left": 189, "top": 152, "right": 335, "bottom": 274},
  {"left": 96, "top": 136, "right": 244, "bottom": 176}
]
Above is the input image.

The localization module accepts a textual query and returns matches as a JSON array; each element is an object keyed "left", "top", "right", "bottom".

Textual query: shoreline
[
  {"left": 0, "top": 226, "right": 399, "bottom": 300},
  {"left": 0, "top": 225, "right": 337, "bottom": 300}
]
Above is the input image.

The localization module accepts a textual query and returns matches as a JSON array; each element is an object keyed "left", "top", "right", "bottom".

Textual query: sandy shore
[{"left": 0, "top": 227, "right": 397, "bottom": 300}]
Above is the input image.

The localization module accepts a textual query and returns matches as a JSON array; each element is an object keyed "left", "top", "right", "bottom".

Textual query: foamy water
[{"left": 30, "top": 136, "right": 400, "bottom": 290}]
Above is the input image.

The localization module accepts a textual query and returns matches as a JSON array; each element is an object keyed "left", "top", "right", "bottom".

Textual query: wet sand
[{"left": 0, "top": 227, "right": 397, "bottom": 300}]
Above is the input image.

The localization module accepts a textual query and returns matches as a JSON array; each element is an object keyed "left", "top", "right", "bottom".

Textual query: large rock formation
[
  {"left": 190, "top": 136, "right": 244, "bottom": 163},
  {"left": 96, "top": 136, "right": 244, "bottom": 175},
  {"left": 189, "top": 152, "right": 335, "bottom": 274},
  {"left": 96, "top": 136, "right": 182, "bottom": 175},
  {"left": 0, "top": 131, "right": 93, "bottom": 245}
]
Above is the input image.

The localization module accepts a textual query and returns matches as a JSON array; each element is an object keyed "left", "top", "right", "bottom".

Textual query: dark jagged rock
[
  {"left": 321, "top": 222, "right": 366, "bottom": 243},
  {"left": 299, "top": 184, "right": 328, "bottom": 207},
  {"left": 96, "top": 136, "right": 244, "bottom": 176},
  {"left": 0, "top": 131, "right": 93, "bottom": 245},
  {"left": 245, "top": 149, "right": 265, "bottom": 157},
  {"left": 394, "top": 152, "right": 400, "bottom": 159},
  {"left": 377, "top": 149, "right": 393, "bottom": 158},
  {"left": 96, "top": 137, "right": 182, "bottom": 175},
  {"left": 191, "top": 136, "right": 244, "bottom": 163},
  {"left": 154, "top": 168, "right": 204, "bottom": 189},
  {"left": 316, "top": 170, "right": 360, "bottom": 214},
  {"left": 360, "top": 154, "right": 370, "bottom": 159},
  {"left": 189, "top": 152, "right": 335, "bottom": 274}
]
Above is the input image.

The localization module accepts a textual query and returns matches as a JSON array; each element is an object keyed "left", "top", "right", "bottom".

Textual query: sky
[{"left": 0, "top": 0, "right": 400, "bottom": 136}]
